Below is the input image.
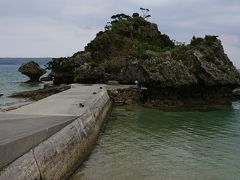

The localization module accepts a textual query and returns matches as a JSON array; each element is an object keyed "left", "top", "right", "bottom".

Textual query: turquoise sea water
[
  {"left": 0, "top": 58, "right": 51, "bottom": 106},
  {"left": 71, "top": 103, "right": 240, "bottom": 180}
]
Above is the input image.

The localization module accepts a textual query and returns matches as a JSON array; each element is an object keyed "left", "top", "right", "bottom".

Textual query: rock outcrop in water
[
  {"left": 10, "top": 84, "right": 70, "bottom": 101},
  {"left": 47, "top": 11, "right": 240, "bottom": 106},
  {"left": 19, "top": 61, "right": 46, "bottom": 82}
]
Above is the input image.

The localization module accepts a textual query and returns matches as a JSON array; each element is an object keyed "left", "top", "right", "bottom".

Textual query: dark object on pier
[{"left": 79, "top": 103, "right": 84, "bottom": 108}]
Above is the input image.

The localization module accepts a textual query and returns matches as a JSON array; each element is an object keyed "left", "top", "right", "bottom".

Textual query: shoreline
[
  {"left": 0, "top": 101, "right": 32, "bottom": 112},
  {"left": 0, "top": 84, "right": 112, "bottom": 180},
  {"left": 0, "top": 84, "right": 71, "bottom": 112},
  {"left": 2, "top": 83, "right": 240, "bottom": 113},
  {"left": 1, "top": 83, "right": 240, "bottom": 179}
]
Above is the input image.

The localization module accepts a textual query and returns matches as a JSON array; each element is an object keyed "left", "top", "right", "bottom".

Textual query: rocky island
[
  {"left": 46, "top": 12, "right": 240, "bottom": 106},
  {"left": 1, "top": 10, "right": 240, "bottom": 180}
]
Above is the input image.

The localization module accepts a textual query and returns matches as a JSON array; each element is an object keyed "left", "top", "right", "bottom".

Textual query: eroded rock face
[
  {"left": 50, "top": 36, "right": 240, "bottom": 88},
  {"left": 49, "top": 52, "right": 91, "bottom": 84},
  {"left": 46, "top": 12, "right": 240, "bottom": 105},
  {"left": 119, "top": 37, "right": 240, "bottom": 88},
  {"left": 19, "top": 61, "right": 46, "bottom": 82},
  {"left": 107, "top": 88, "right": 147, "bottom": 105},
  {"left": 118, "top": 57, "right": 197, "bottom": 88},
  {"left": 116, "top": 37, "right": 240, "bottom": 105},
  {"left": 74, "top": 63, "right": 106, "bottom": 84},
  {"left": 48, "top": 36, "right": 240, "bottom": 105}
]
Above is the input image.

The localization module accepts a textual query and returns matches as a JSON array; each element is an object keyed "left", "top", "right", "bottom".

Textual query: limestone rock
[
  {"left": 107, "top": 88, "right": 146, "bottom": 105},
  {"left": 19, "top": 61, "right": 46, "bottom": 82},
  {"left": 74, "top": 63, "right": 105, "bottom": 84},
  {"left": 233, "top": 88, "right": 240, "bottom": 98},
  {"left": 45, "top": 12, "right": 240, "bottom": 105},
  {"left": 118, "top": 36, "right": 240, "bottom": 88}
]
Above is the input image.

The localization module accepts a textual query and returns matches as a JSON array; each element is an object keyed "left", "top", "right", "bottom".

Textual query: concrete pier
[{"left": 0, "top": 84, "right": 111, "bottom": 180}]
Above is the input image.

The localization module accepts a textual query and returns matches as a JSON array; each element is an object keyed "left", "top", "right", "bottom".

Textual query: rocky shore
[
  {"left": 10, "top": 84, "right": 70, "bottom": 101},
  {"left": 106, "top": 85, "right": 147, "bottom": 105},
  {"left": 17, "top": 12, "right": 240, "bottom": 107},
  {"left": 0, "top": 84, "right": 70, "bottom": 112}
]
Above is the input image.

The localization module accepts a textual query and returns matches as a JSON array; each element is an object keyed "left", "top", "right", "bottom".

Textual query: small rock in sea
[
  {"left": 79, "top": 103, "right": 84, "bottom": 108},
  {"left": 0, "top": 94, "right": 3, "bottom": 97},
  {"left": 100, "top": 87, "right": 103, "bottom": 89},
  {"left": 93, "top": 92, "right": 97, "bottom": 94},
  {"left": 18, "top": 61, "right": 46, "bottom": 82}
]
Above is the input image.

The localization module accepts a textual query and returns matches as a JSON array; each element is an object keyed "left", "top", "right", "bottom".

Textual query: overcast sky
[{"left": 0, "top": 0, "right": 239, "bottom": 67}]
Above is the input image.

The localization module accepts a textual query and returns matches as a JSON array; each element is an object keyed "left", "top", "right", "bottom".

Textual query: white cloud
[
  {"left": 0, "top": 17, "right": 100, "bottom": 57},
  {"left": 0, "top": 0, "right": 239, "bottom": 67}
]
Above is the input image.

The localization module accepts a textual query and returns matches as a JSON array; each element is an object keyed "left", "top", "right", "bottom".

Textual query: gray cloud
[{"left": 0, "top": 0, "right": 239, "bottom": 67}]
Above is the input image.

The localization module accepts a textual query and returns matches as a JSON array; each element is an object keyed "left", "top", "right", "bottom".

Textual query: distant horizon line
[{"left": 0, "top": 57, "right": 52, "bottom": 58}]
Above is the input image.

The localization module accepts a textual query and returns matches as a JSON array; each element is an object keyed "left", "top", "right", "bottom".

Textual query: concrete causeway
[
  {"left": 0, "top": 114, "right": 76, "bottom": 169},
  {"left": 5, "top": 84, "right": 101, "bottom": 116},
  {"left": 0, "top": 84, "right": 111, "bottom": 180}
]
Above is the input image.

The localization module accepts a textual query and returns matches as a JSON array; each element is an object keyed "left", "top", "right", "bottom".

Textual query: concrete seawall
[{"left": 0, "top": 84, "right": 111, "bottom": 180}]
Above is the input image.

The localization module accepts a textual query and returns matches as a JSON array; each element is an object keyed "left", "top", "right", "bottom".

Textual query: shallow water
[
  {"left": 70, "top": 103, "right": 240, "bottom": 180},
  {"left": 0, "top": 58, "right": 50, "bottom": 106},
  {"left": 0, "top": 65, "right": 43, "bottom": 106}
]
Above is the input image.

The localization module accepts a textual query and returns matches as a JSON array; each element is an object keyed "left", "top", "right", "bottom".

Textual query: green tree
[{"left": 140, "top": 8, "right": 151, "bottom": 19}]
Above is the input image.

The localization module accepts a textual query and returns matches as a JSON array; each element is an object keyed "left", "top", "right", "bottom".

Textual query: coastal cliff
[{"left": 47, "top": 12, "right": 240, "bottom": 106}]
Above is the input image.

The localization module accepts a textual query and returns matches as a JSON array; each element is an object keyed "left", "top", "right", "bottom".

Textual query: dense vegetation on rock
[
  {"left": 47, "top": 10, "right": 240, "bottom": 105},
  {"left": 48, "top": 11, "right": 175, "bottom": 84}
]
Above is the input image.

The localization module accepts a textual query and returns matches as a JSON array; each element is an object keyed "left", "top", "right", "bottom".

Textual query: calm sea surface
[
  {"left": 71, "top": 103, "right": 240, "bottom": 180},
  {"left": 0, "top": 58, "right": 51, "bottom": 106},
  {"left": 2, "top": 58, "right": 240, "bottom": 179}
]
